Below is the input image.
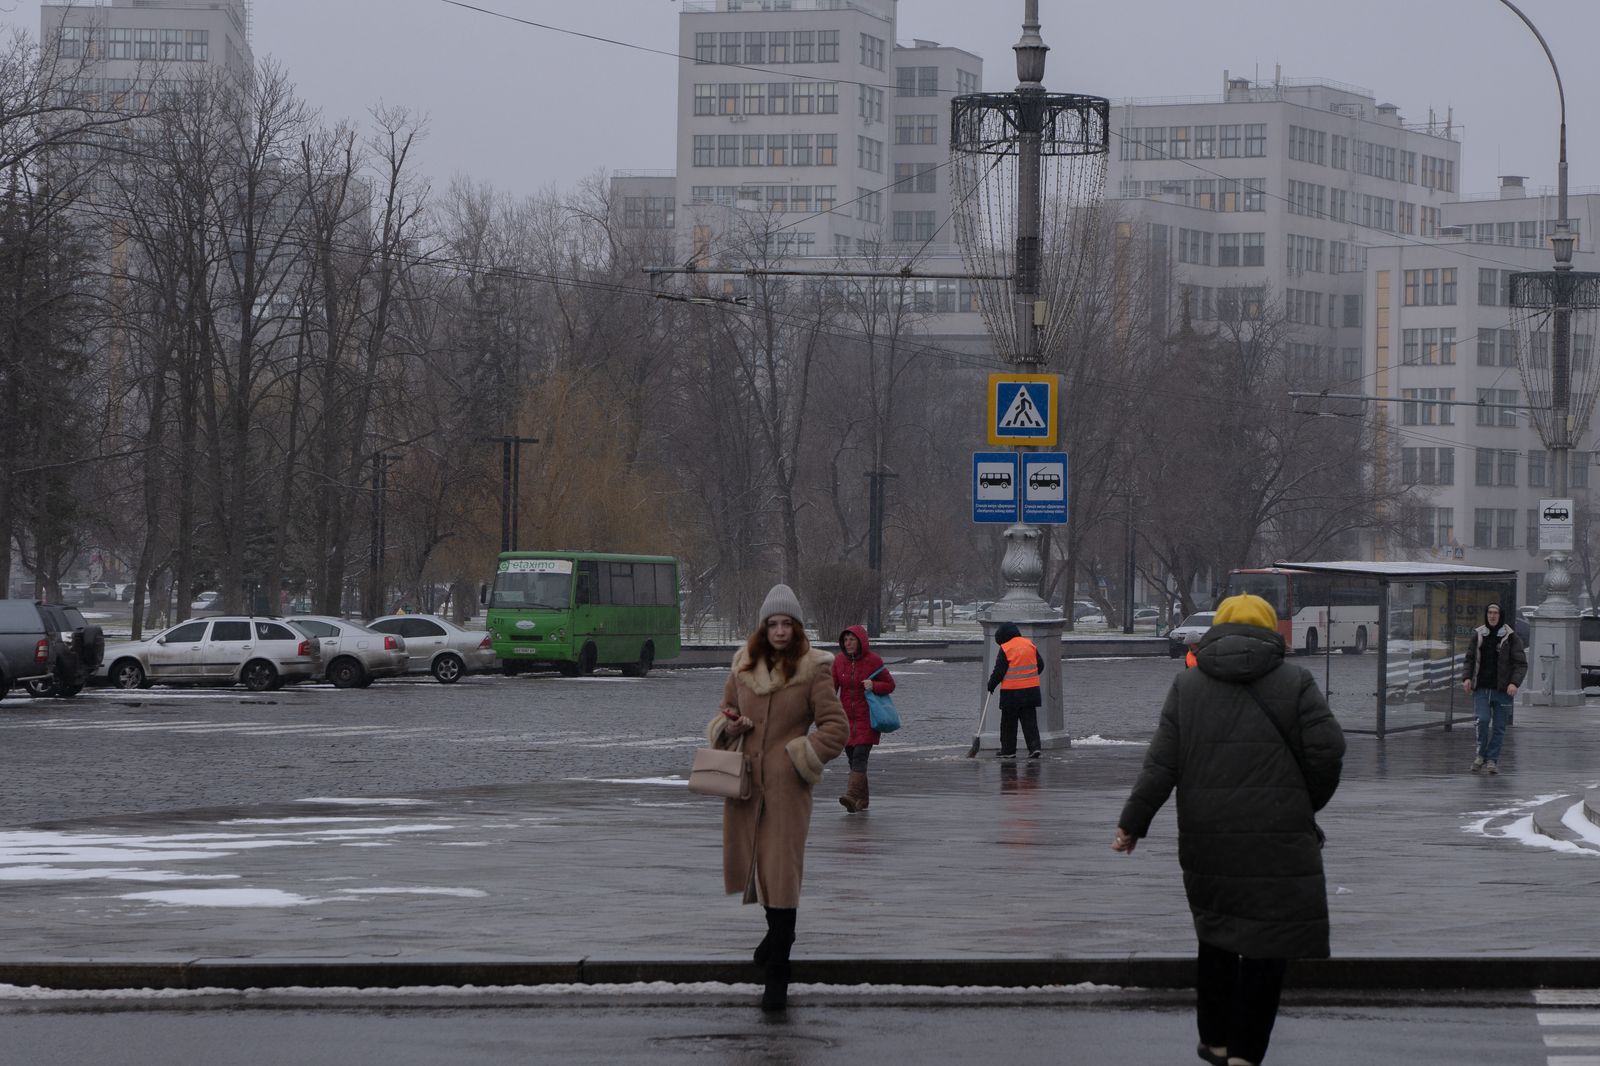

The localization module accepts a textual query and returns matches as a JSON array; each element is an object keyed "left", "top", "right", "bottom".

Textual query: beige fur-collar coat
[{"left": 706, "top": 645, "right": 848, "bottom": 908}]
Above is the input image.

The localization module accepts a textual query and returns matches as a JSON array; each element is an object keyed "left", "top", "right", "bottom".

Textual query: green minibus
[{"left": 485, "top": 552, "right": 681, "bottom": 676}]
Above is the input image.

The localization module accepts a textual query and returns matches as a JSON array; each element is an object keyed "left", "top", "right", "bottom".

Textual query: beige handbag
[{"left": 688, "top": 733, "right": 751, "bottom": 800}]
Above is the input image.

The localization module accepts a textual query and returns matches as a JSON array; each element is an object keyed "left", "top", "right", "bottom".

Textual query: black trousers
[
  {"left": 999, "top": 704, "right": 1041, "bottom": 755},
  {"left": 1195, "top": 940, "right": 1288, "bottom": 1064}
]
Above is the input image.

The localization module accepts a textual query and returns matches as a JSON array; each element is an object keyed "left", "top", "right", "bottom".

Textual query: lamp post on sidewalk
[
  {"left": 949, "top": 0, "right": 1109, "bottom": 749},
  {"left": 1498, "top": 0, "right": 1600, "bottom": 706}
]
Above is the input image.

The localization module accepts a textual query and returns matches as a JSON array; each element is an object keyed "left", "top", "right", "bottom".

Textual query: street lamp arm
[{"left": 1495, "top": 0, "right": 1568, "bottom": 251}]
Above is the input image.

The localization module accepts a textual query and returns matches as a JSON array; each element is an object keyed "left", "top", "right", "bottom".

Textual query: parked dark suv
[{"left": 0, "top": 600, "right": 105, "bottom": 699}]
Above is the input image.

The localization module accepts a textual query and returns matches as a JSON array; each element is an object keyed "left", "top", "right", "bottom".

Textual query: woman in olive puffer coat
[{"left": 1114, "top": 593, "right": 1344, "bottom": 1066}]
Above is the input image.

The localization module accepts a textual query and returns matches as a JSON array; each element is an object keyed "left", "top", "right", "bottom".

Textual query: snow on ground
[
  {"left": 1073, "top": 735, "right": 1142, "bottom": 746},
  {"left": 0, "top": 980, "right": 1128, "bottom": 1001},
  {"left": 295, "top": 798, "right": 427, "bottom": 806},
  {"left": 334, "top": 887, "right": 487, "bottom": 898},
  {"left": 576, "top": 777, "right": 689, "bottom": 787},
  {"left": 119, "top": 888, "right": 327, "bottom": 907}
]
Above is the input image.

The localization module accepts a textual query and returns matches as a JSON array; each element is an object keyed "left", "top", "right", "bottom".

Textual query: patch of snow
[
  {"left": 1495, "top": 814, "right": 1589, "bottom": 855},
  {"left": 574, "top": 777, "right": 689, "bottom": 787},
  {"left": 1559, "top": 801, "right": 1600, "bottom": 846},
  {"left": 118, "top": 888, "right": 325, "bottom": 907},
  {"left": 909, "top": 659, "right": 943, "bottom": 665},
  {"left": 295, "top": 798, "right": 428, "bottom": 806},
  {"left": 220, "top": 817, "right": 382, "bottom": 825},
  {"left": 1073, "top": 735, "right": 1141, "bottom": 746},
  {"left": 0, "top": 866, "right": 239, "bottom": 883},
  {"left": 334, "top": 887, "right": 486, "bottom": 898},
  {"left": 0, "top": 980, "right": 1127, "bottom": 1000},
  {"left": 437, "top": 841, "right": 493, "bottom": 847}
]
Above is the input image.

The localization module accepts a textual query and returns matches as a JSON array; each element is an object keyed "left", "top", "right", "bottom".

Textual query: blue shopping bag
[{"left": 865, "top": 665, "right": 900, "bottom": 733}]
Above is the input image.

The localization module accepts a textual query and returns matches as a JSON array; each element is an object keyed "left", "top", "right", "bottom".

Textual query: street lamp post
[
  {"left": 949, "top": 0, "right": 1110, "bottom": 750},
  {"left": 479, "top": 435, "right": 539, "bottom": 553},
  {"left": 1499, "top": 0, "right": 1600, "bottom": 705}
]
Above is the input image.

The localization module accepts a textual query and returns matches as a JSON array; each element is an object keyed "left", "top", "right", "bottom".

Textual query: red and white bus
[{"left": 1224, "top": 567, "right": 1380, "bottom": 655}]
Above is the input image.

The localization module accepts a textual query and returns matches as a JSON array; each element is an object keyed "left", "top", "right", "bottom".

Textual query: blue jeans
[{"left": 1474, "top": 687, "right": 1513, "bottom": 761}]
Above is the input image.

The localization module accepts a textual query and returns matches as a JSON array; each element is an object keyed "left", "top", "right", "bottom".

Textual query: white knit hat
[{"left": 758, "top": 584, "right": 804, "bottom": 626}]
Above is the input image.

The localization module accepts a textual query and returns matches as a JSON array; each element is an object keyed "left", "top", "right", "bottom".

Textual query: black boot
[{"left": 760, "top": 907, "right": 797, "bottom": 1012}]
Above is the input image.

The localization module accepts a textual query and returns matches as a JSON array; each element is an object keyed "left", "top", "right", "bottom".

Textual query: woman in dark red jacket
[{"left": 831, "top": 625, "right": 895, "bottom": 813}]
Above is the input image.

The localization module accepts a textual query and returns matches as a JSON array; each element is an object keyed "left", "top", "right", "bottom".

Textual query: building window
[
  {"left": 768, "top": 136, "right": 787, "bottom": 166},
  {"left": 817, "top": 134, "right": 836, "bottom": 166},
  {"left": 693, "top": 85, "right": 715, "bottom": 116},
  {"left": 766, "top": 31, "right": 789, "bottom": 63},
  {"left": 818, "top": 82, "right": 838, "bottom": 113},
  {"left": 1219, "top": 125, "right": 1241, "bottom": 158},
  {"left": 1241, "top": 232, "right": 1265, "bottom": 266},
  {"left": 1244, "top": 123, "right": 1266, "bottom": 157},
  {"left": 1343, "top": 294, "right": 1361, "bottom": 328},
  {"left": 743, "top": 135, "right": 764, "bottom": 167},
  {"left": 185, "top": 29, "right": 209, "bottom": 62},
  {"left": 818, "top": 30, "right": 839, "bottom": 62},
  {"left": 134, "top": 28, "right": 157, "bottom": 60},
  {"left": 859, "top": 86, "right": 882, "bottom": 124},
  {"left": 859, "top": 34, "right": 884, "bottom": 69},
  {"left": 816, "top": 186, "right": 836, "bottom": 211},
  {"left": 857, "top": 136, "right": 882, "bottom": 172},
  {"left": 855, "top": 188, "right": 881, "bottom": 224},
  {"left": 694, "top": 33, "right": 717, "bottom": 63},
  {"left": 717, "top": 135, "right": 739, "bottom": 167},
  {"left": 957, "top": 69, "right": 979, "bottom": 95},
  {"left": 791, "top": 134, "right": 813, "bottom": 166},
  {"left": 693, "top": 136, "right": 714, "bottom": 167},
  {"left": 767, "top": 83, "right": 789, "bottom": 114},
  {"left": 744, "top": 84, "right": 766, "bottom": 115},
  {"left": 718, "top": 83, "right": 739, "bottom": 115},
  {"left": 743, "top": 32, "right": 765, "bottom": 64},
  {"left": 1530, "top": 450, "right": 1547, "bottom": 487}
]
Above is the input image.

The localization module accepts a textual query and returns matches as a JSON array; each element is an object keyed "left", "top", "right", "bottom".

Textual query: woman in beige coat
[{"left": 706, "top": 583, "right": 848, "bottom": 1011}]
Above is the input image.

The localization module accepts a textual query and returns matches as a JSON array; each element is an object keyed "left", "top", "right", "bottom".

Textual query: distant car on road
[
  {"left": 289, "top": 616, "right": 408, "bottom": 689},
  {"left": 98, "top": 616, "right": 318, "bottom": 691},
  {"left": 367, "top": 614, "right": 496, "bottom": 683},
  {"left": 190, "top": 590, "right": 222, "bottom": 612},
  {"left": 1166, "top": 611, "right": 1217, "bottom": 658}
]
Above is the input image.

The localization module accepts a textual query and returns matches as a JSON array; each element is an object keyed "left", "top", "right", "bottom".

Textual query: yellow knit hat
[{"left": 1213, "top": 593, "right": 1279, "bottom": 632}]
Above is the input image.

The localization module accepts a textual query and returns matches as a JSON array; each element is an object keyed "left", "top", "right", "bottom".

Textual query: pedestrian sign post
[
  {"left": 1021, "top": 453, "right": 1067, "bottom": 524},
  {"left": 988, "top": 373, "right": 1059, "bottom": 446},
  {"left": 972, "top": 452, "right": 1018, "bottom": 524}
]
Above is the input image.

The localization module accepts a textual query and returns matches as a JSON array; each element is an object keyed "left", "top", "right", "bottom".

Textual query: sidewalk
[{"left": 4, "top": 700, "right": 1600, "bottom": 990}]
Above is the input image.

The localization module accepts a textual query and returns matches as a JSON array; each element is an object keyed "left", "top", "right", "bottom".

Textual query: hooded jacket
[
  {"left": 986, "top": 621, "right": 1043, "bottom": 712},
  {"left": 1462, "top": 606, "right": 1528, "bottom": 693},
  {"left": 831, "top": 624, "right": 895, "bottom": 747},
  {"left": 1118, "top": 621, "right": 1346, "bottom": 959}
]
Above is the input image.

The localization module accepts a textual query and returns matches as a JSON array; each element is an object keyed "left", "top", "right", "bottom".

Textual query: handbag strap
[
  {"left": 1240, "top": 669, "right": 1310, "bottom": 787},
  {"left": 866, "top": 664, "right": 886, "bottom": 680}
]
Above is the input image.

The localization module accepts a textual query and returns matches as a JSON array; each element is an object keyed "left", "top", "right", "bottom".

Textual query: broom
[{"left": 966, "top": 690, "right": 995, "bottom": 758}]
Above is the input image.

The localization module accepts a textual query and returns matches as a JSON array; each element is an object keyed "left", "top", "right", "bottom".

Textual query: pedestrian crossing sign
[{"left": 987, "top": 373, "right": 1058, "bottom": 445}]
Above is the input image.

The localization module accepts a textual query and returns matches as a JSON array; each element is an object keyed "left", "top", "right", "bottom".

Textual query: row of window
[
  {"left": 57, "top": 26, "right": 210, "bottom": 62},
  {"left": 692, "top": 82, "right": 841, "bottom": 116},
  {"left": 1118, "top": 177, "right": 1267, "bottom": 212},
  {"left": 694, "top": 30, "right": 840, "bottom": 65},
  {"left": 693, "top": 133, "right": 838, "bottom": 167},
  {"left": 621, "top": 197, "right": 675, "bottom": 229},
  {"left": 1401, "top": 268, "right": 1458, "bottom": 306},
  {"left": 1464, "top": 219, "right": 1578, "bottom": 247},
  {"left": 1288, "top": 124, "right": 1457, "bottom": 190},
  {"left": 1118, "top": 124, "right": 1268, "bottom": 160},
  {"left": 891, "top": 210, "right": 938, "bottom": 242},
  {"left": 1287, "top": 342, "right": 1363, "bottom": 382},
  {"left": 689, "top": 185, "right": 837, "bottom": 212},
  {"left": 894, "top": 115, "right": 940, "bottom": 146},
  {"left": 1402, "top": 504, "right": 1567, "bottom": 552},
  {"left": 1175, "top": 285, "right": 1268, "bottom": 323},
  {"left": 1399, "top": 327, "right": 1458, "bottom": 365}
]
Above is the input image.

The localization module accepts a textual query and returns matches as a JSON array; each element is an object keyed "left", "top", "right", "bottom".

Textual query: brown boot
[{"left": 839, "top": 771, "right": 866, "bottom": 813}]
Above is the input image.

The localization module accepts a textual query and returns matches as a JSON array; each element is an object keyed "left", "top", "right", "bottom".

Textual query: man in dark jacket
[
  {"left": 1113, "top": 593, "right": 1345, "bottom": 1066},
  {"left": 986, "top": 621, "right": 1042, "bottom": 758},
  {"left": 1462, "top": 603, "right": 1527, "bottom": 775}
]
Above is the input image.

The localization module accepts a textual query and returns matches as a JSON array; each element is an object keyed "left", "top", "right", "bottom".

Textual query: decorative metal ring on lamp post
[
  {"left": 950, "top": 93, "right": 1110, "bottom": 157},
  {"left": 1510, "top": 272, "right": 1600, "bottom": 309}
]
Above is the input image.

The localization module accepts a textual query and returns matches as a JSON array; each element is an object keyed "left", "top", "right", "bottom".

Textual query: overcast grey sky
[{"left": 5, "top": 0, "right": 1598, "bottom": 202}]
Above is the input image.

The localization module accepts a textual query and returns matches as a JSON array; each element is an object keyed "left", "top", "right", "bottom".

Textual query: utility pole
[
  {"left": 367, "top": 452, "right": 398, "bottom": 616},
  {"left": 864, "top": 468, "right": 899, "bottom": 638},
  {"left": 479, "top": 435, "right": 539, "bottom": 553}
]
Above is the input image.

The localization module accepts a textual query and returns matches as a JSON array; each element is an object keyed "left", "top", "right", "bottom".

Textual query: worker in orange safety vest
[{"left": 986, "top": 621, "right": 1043, "bottom": 758}]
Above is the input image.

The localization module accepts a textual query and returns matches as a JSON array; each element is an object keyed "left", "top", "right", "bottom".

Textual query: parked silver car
[
  {"left": 366, "top": 614, "right": 496, "bottom": 683},
  {"left": 97, "top": 617, "right": 319, "bottom": 691},
  {"left": 289, "top": 616, "right": 408, "bottom": 689}
]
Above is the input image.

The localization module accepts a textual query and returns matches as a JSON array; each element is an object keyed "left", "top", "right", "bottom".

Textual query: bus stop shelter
[{"left": 1276, "top": 560, "right": 1518, "bottom": 739}]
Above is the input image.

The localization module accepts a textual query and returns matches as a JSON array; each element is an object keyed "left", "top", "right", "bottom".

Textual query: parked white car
[
  {"left": 1166, "top": 611, "right": 1217, "bottom": 658},
  {"left": 97, "top": 617, "right": 319, "bottom": 691},
  {"left": 366, "top": 614, "right": 496, "bottom": 683},
  {"left": 289, "top": 616, "right": 408, "bottom": 688}
]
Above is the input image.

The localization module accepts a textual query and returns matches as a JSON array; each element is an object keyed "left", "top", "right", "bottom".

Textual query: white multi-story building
[
  {"left": 40, "top": 0, "right": 253, "bottom": 81},
  {"left": 1109, "top": 73, "right": 1464, "bottom": 370},
  {"left": 1365, "top": 179, "right": 1600, "bottom": 597}
]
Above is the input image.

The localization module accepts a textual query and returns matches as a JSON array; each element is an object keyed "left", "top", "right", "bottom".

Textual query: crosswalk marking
[
  {"left": 1545, "top": 1057, "right": 1600, "bottom": 1065},
  {"left": 1543, "top": 993, "right": 1600, "bottom": 1006},
  {"left": 1547, "top": 1036, "right": 1600, "bottom": 1047},
  {"left": 1539, "top": 1013, "right": 1600, "bottom": 1026},
  {"left": 1537, "top": 993, "right": 1600, "bottom": 1066}
]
